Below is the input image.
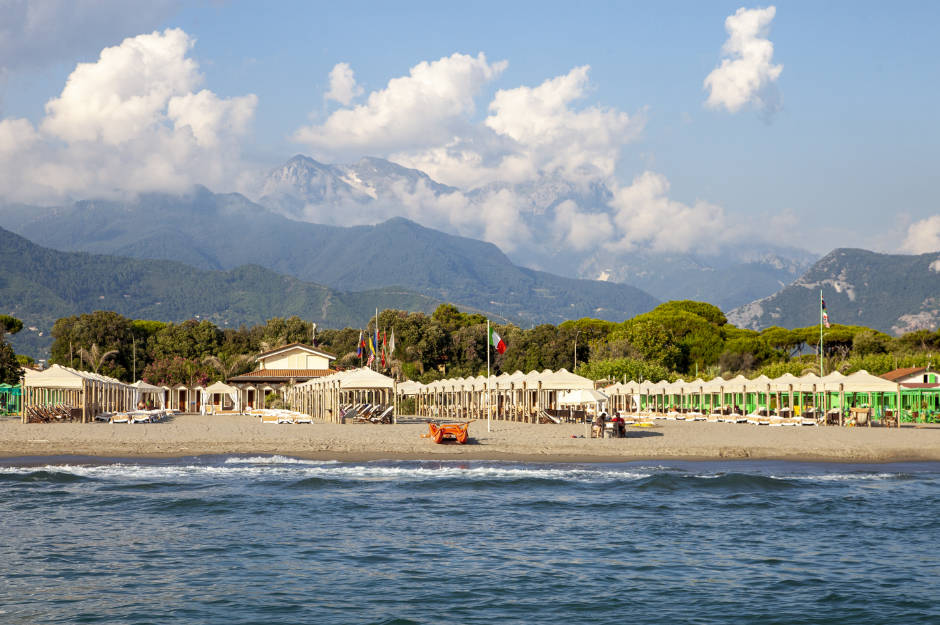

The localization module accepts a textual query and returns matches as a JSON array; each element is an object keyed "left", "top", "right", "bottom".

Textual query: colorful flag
[
  {"left": 821, "top": 294, "right": 831, "bottom": 328},
  {"left": 366, "top": 353, "right": 375, "bottom": 366},
  {"left": 489, "top": 326, "right": 507, "bottom": 355},
  {"left": 389, "top": 328, "right": 396, "bottom": 354},
  {"left": 368, "top": 335, "right": 376, "bottom": 356},
  {"left": 356, "top": 330, "right": 363, "bottom": 358},
  {"left": 381, "top": 331, "right": 387, "bottom": 368}
]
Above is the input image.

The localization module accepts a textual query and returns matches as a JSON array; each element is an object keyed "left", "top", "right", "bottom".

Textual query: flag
[
  {"left": 368, "top": 335, "right": 376, "bottom": 356},
  {"left": 381, "top": 331, "right": 387, "bottom": 368},
  {"left": 489, "top": 326, "right": 507, "bottom": 354},
  {"left": 356, "top": 330, "right": 363, "bottom": 358},
  {"left": 389, "top": 328, "right": 396, "bottom": 354},
  {"left": 821, "top": 294, "right": 831, "bottom": 329},
  {"left": 366, "top": 353, "right": 375, "bottom": 366}
]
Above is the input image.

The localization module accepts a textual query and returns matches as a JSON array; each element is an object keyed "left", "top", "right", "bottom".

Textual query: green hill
[
  {"left": 727, "top": 248, "right": 940, "bottom": 334},
  {"left": 0, "top": 226, "right": 440, "bottom": 358},
  {"left": 0, "top": 187, "right": 660, "bottom": 327}
]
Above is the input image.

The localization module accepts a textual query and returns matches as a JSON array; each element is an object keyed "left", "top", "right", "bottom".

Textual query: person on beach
[
  {"left": 610, "top": 413, "right": 625, "bottom": 438},
  {"left": 592, "top": 411, "right": 606, "bottom": 438}
]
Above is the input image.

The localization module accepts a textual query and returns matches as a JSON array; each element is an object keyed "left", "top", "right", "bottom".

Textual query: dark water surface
[{"left": 0, "top": 456, "right": 937, "bottom": 624}]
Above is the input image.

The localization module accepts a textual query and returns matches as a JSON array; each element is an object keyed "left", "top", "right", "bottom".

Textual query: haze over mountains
[
  {"left": 2, "top": 153, "right": 937, "bottom": 358},
  {"left": 257, "top": 155, "right": 817, "bottom": 311}
]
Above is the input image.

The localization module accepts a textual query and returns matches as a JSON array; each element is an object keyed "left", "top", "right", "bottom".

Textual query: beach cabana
[
  {"left": 131, "top": 380, "right": 165, "bottom": 410},
  {"left": 0, "top": 383, "right": 21, "bottom": 416},
  {"left": 203, "top": 381, "right": 241, "bottom": 414},
  {"left": 839, "top": 370, "right": 901, "bottom": 426},
  {"left": 22, "top": 365, "right": 132, "bottom": 423}
]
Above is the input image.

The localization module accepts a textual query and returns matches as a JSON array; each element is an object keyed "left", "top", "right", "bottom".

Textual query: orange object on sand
[{"left": 422, "top": 422, "right": 471, "bottom": 444}]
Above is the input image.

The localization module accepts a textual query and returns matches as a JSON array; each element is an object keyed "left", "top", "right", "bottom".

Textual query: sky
[{"left": 0, "top": 0, "right": 938, "bottom": 256}]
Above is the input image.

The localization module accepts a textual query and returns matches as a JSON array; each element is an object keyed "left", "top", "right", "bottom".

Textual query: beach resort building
[{"left": 226, "top": 342, "right": 336, "bottom": 410}]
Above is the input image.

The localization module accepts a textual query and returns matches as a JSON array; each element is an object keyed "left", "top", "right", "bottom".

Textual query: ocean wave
[{"left": 0, "top": 469, "right": 95, "bottom": 484}]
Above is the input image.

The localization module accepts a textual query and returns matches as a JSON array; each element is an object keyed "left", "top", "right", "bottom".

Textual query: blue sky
[{"left": 0, "top": 0, "right": 938, "bottom": 255}]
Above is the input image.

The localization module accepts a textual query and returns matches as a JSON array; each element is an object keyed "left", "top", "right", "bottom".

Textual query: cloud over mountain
[
  {"left": 0, "top": 28, "right": 256, "bottom": 203},
  {"left": 704, "top": 6, "right": 783, "bottom": 116},
  {"left": 901, "top": 215, "right": 940, "bottom": 254}
]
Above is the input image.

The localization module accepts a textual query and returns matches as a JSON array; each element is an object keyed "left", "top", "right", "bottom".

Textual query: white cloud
[
  {"left": 552, "top": 200, "right": 613, "bottom": 251},
  {"left": 485, "top": 66, "right": 641, "bottom": 183},
  {"left": 606, "top": 171, "right": 728, "bottom": 253},
  {"left": 704, "top": 6, "right": 782, "bottom": 115},
  {"left": 289, "top": 55, "right": 728, "bottom": 257},
  {"left": 294, "top": 52, "right": 507, "bottom": 156},
  {"left": 324, "top": 62, "right": 363, "bottom": 106},
  {"left": 0, "top": 28, "right": 257, "bottom": 203},
  {"left": 900, "top": 215, "right": 940, "bottom": 254}
]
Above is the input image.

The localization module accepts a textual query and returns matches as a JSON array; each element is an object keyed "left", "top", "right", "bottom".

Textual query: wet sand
[{"left": 1, "top": 414, "right": 939, "bottom": 463}]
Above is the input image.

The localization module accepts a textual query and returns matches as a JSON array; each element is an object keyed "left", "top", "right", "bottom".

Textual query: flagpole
[
  {"left": 486, "top": 319, "right": 491, "bottom": 432},
  {"left": 819, "top": 290, "right": 825, "bottom": 377}
]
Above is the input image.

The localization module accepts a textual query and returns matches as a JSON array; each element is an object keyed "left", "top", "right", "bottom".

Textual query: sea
[{"left": 0, "top": 456, "right": 937, "bottom": 625}]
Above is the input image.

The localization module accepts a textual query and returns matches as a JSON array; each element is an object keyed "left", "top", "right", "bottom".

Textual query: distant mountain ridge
[
  {"left": 727, "top": 248, "right": 940, "bottom": 334},
  {"left": 0, "top": 188, "right": 661, "bottom": 331},
  {"left": 255, "top": 155, "right": 817, "bottom": 309},
  {"left": 0, "top": 226, "right": 442, "bottom": 358}
]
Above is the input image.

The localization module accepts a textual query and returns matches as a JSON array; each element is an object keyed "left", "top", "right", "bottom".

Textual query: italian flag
[{"left": 489, "top": 326, "right": 507, "bottom": 354}]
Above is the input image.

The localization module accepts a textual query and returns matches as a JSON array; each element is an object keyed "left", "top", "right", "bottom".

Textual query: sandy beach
[{"left": 1, "top": 414, "right": 939, "bottom": 463}]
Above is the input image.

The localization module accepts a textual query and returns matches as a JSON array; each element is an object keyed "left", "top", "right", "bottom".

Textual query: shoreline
[{"left": 2, "top": 414, "right": 939, "bottom": 464}]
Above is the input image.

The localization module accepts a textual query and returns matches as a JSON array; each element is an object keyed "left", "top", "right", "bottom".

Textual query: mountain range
[
  {"left": 727, "top": 248, "right": 940, "bottom": 334},
  {"left": 0, "top": 226, "right": 446, "bottom": 358},
  {"left": 255, "top": 155, "right": 817, "bottom": 310},
  {"left": 0, "top": 184, "right": 661, "bottom": 327}
]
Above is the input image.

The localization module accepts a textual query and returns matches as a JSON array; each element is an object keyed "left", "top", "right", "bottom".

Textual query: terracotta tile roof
[
  {"left": 228, "top": 369, "right": 333, "bottom": 382},
  {"left": 900, "top": 382, "right": 940, "bottom": 389},
  {"left": 880, "top": 367, "right": 927, "bottom": 382}
]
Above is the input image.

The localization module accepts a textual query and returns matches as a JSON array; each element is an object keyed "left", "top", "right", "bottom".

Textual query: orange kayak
[{"left": 423, "top": 422, "right": 471, "bottom": 444}]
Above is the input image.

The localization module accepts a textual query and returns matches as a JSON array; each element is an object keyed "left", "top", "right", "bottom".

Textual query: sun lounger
[
  {"left": 370, "top": 406, "right": 394, "bottom": 424},
  {"left": 130, "top": 412, "right": 152, "bottom": 424},
  {"left": 110, "top": 413, "right": 130, "bottom": 424},
  {"left": 293, "top": 413, "right": 312, "bottom": 424},
  {"left": 260, "top": 413, "right": 279, "bottom": 424}
]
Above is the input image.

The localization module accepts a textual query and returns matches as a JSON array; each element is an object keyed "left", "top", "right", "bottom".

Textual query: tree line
[{"left": 1, "top": 300, "right": 938, "bottom": 387}]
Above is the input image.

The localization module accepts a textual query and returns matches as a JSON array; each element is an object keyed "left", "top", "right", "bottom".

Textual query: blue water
[{"left": 0, "top": 457, "right": 937, "bottom": 625}]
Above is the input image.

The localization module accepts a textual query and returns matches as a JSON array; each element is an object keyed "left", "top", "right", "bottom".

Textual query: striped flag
[
  {"left": 356, "top": 329, "right": 364, "bottom": 358},
  {"left": 821, "top": 294, "right": 831, "bottom": 328}
]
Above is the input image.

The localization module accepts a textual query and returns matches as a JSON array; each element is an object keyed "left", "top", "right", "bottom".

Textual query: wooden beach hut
[{"left": 22, "top": 364, "right": 132, "bottom": 423}]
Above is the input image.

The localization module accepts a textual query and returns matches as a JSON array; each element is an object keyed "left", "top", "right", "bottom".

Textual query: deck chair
[
  {"left": 260, "top": 413, "right": 279, "bottom": 424},
  {"left": 130, "top": 412, "right": 151, "bottom": 424},
  {"left": 370, "top": 406, "right": 394, "bottom": 424},
  {"left": 110, "top": 413, "right": 130, "bottom": 424}
]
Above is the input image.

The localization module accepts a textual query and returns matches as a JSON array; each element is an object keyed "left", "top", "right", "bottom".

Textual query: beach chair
[
  {"left": 370, "top": 406, "right": 394, "bottom": 424},
  {"left": 881, "top": 410, "right": 898, "bottom": 428},
  {"left": 276, "top": 412, "right": 295, "bottom": 424},
  {"left": 293, "top": 413, "right": 313, "bottom": 424},
  {"left": 130, "top": 412, "right": 151, "bottom": 424},
  {"left": 260, "top": 412, "right": 279, "bottom": 424},
  {"left": 110, "top": 413, "right": 130, "bottom": 424}
]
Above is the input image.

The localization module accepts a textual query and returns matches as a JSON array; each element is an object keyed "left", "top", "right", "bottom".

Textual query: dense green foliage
[
  {"left": 0, "top": 315, "right": 23, "bottom": 384},
  {"left": 38, "top": 302, "right": 940, "bottom": 385}
]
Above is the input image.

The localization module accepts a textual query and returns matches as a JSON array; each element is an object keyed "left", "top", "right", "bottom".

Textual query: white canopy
[
  {"left": 557, "top": 388, "right": 609, "bottom": 405},
  {"left": 203, "top": 381, "right": 240, "bottom": 413}
]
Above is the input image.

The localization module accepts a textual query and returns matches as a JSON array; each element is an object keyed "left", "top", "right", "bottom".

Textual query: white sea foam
[{"left": 0, "top": 461, "right": 652, "bottom": 484}]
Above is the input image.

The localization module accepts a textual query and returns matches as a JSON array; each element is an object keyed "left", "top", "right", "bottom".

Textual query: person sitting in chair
[{"left": 592, "top": 411, "right": 607, "bottom": 438}]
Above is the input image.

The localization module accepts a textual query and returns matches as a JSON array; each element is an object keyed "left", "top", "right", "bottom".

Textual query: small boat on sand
[{"left": 423, "top": 422, "right": 471, "bottom": 444}]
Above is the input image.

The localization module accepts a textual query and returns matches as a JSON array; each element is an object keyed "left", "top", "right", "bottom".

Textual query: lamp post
[{"left": 573, "top": 329, "right": 582, "bottom": 372}]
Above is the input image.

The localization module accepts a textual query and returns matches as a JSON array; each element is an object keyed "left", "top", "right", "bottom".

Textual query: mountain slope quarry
[
  {"left": 0, "top": 188, "right": 660, "bottom": 327},
  {"left": 0, "top": 226, "right": 441, "bottom": 358},
  {"left": 727, "top": 248, "right": 940, "bottom": 334}
]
